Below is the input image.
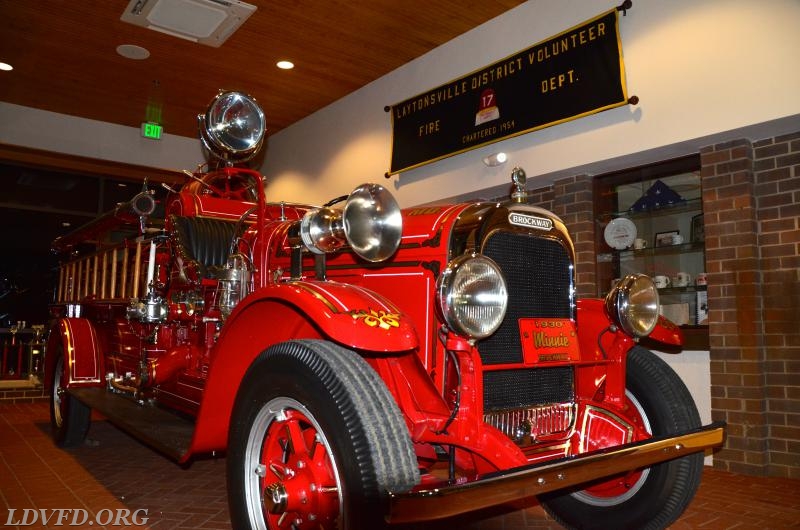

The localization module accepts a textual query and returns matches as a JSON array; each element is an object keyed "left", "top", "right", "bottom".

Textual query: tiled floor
[{"left": 1, "top": 402, "right": 798, "bottom": 529}]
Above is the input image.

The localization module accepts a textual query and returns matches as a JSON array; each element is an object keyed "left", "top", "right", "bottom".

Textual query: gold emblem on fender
[{"left": 348, "top": 309, "right": 400, "bottom": 330}]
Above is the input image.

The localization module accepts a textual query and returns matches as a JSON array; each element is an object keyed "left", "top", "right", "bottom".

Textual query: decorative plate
[{"left": 604, "top": 217, "right": 637, "bottom": 250}]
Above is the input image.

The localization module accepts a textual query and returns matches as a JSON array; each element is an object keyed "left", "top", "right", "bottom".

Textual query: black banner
[{"left": 388, "top": 9, "right": 628, "bottom": 174}]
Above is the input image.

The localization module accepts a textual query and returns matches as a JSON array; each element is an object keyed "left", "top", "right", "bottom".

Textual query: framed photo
[
  {"left": 691, "top": 213, "right": 705, "bottom": 243},
  {"left": 655, "top": 230, "right": 680, "bottom": 247}
]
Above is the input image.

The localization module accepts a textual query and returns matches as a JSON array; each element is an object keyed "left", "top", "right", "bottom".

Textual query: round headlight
[
  {"left": 198, "top": 91, "right": 266, "bottom": 162},
  {"left": 605, "top": 274, "right": 660, "bottom": 337},
  {"left": 437, "top": 255, "right": 508, "bottom": 339}
]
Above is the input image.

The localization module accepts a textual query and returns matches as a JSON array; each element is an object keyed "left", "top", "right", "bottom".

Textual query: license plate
[{"left": 519, "top": 318, "right": 580, "bottom": 362}]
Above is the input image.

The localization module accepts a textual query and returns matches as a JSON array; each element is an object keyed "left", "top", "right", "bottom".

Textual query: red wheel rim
[
  {"left": 245, "top": 397, "right": 342, "bottom": 529},
  {"left": 575, "top": 391, "right": 652, "bottom": 502}
]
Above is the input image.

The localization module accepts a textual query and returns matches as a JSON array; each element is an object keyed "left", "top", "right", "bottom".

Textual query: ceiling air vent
[{"left": 121, "top": 0, "right": 256, "bottom": 48}]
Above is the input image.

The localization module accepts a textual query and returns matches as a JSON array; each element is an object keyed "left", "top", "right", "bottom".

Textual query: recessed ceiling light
[
  {"left": 276, "top": 60, "right": 294, "bottom": 70},
  {"left": 116, "top": 44, "right": 150, "bottom": 60},
  {"left": 0, "top": 62, "right": 13, "bottom": 71}
]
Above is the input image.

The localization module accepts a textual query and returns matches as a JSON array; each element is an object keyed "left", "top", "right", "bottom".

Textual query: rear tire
[
  {"left": 227, "top": 339, "right": 419, "bottom": 530},
  {"left": 49, "top": 352, "right": 90, "bottom": 447},
  {"left": 541, "top": 346, "right": 703, "bottom": 529}
]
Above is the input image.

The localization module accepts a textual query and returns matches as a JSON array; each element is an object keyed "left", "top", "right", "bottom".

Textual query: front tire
[
  {"left": 541, "top": 346, "right": 703, "bottom": 530},
  {"left": 49, "top": 352, "right": 90, "bottom": 447},
  {"left": 227, "top": 340, "right": 419, "bottom": 530}
]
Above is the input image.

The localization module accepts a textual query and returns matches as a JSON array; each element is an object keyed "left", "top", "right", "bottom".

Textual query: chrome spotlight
[{"left": 198, "top": 91, "right": 266, "bottom": 163}]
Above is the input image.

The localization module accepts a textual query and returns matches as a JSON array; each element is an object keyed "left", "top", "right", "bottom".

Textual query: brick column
[
  {"left": 551, "top": 175, "right": 596, "bottom": 298},
  {"left": 753, "top": 132, "right": 800, "bottom": 478},
  {"left": 701, "top": 139, "right": 770, "bottom": 475},
  {"left": 702, "top": 132, "right": 800, "bottom": 478}
]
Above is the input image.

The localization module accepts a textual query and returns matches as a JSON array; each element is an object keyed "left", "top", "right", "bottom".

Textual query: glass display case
[{"left": 595, "top": 158, "right": 708, "bottom": 337}]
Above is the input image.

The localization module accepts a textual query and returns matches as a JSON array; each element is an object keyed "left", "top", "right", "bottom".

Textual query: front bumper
[{"left": 387, "top": 421, "right": 725, "bottom": 524}]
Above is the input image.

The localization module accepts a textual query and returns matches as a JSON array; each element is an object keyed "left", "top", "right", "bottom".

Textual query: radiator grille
[
  {"left": 479, "top": 231, "right": 573, "bottom": 365},
  {"left": 483, "top": 367, "right": 574, "bottom": 412}
]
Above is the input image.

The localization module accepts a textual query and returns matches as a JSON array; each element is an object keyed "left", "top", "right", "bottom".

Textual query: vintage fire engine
[{"left": 46, "top": 91, "right": 724, "bottom": 529}]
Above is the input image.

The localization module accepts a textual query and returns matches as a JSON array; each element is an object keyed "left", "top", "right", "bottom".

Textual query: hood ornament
[{"left": 510, "top": 167, "right": 527, "bottom": 203}]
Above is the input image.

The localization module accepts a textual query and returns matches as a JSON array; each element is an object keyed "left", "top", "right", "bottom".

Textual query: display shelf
[
  {"left": 601, "top": 241, "right": 705, "bottom": 259},
  {"left": 656, "top": 285, "right": 707, "bottom": 295},
  {"left": 600, "top": 198, "right": 703, "bottom": 221},
  {"left": 594, "top": 159, "right": 709, "bottom": 339}
]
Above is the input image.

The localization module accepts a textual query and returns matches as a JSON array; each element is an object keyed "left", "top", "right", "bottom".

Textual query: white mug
[
  {"left": 674, "top": 272, "right": 691, "bottom": 287},
  {"left": 633, "top": 238, "right": 647, "bottom": 250},
  {"left": 696, "top": 272, "right": 708, "bottom": 286},
  {"left": 654, "top": 275, "right": 671, "bottom": 289}
]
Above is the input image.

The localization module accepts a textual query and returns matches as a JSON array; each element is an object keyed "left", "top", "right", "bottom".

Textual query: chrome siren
[{"left": 300, "top": 183, "right": 402, "bottom": 262}]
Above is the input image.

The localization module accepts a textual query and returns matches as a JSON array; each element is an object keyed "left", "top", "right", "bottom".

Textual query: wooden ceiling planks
[{"left": 0, "top": 1, "right": 524, "bottom": 139}]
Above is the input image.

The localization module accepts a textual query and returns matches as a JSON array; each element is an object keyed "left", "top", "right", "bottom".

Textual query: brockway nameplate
[{"left": 509, "top": 212, "right": 553, "bottom": 230}]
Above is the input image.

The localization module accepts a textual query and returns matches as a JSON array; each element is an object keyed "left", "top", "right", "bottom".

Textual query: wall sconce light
[{"left": 482, "top": 152, "right": 507, "bottom": 167}]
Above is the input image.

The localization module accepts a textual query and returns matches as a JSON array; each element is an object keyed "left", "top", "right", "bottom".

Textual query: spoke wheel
[
  {"left": 245, "top": 398, "right": 342, "bottom": 529},
  {"left": 228, "top": 340, "right": 419, "bottom": 530},
  {"left": 203, "top": 172, "right": 256, "bottom": 201}
]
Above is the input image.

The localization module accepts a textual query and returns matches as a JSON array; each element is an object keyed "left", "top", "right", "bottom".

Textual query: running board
[
  {"left": 70, "top": 387, "right": 194, "bottom": 461},
  {"left": 387, "top": 422, "right": 726, "bottom": 524}
]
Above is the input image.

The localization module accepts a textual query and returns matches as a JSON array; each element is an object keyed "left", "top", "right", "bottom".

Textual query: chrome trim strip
[{"left": 387, "top": 422, "right": 725, "bottom": 524}]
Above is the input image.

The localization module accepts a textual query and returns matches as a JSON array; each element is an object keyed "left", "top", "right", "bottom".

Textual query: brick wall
[
  {"left": 754, "top": 132, "right": 800, "bottom": 477},
  {"left": 701, "top": 131, "right": 800, "bottom": 478},
  {"left": 0, "top": 385, "right": 46, "bottom": 403}
]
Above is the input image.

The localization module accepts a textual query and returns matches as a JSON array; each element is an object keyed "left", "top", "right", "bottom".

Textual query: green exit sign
[{"left": 141, "top": 122, "right": 163, "bottom": 140}]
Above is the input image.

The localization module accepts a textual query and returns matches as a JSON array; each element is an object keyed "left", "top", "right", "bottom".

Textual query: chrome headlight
[
  {"left": 437, "top": 254, "right": 508, "bottom": 339},
  {"left": 198, "top": 91, "right": 266, "bottom": 162},
  {"left": 605, "top": 274, "right": 660, "bottom": 337}
]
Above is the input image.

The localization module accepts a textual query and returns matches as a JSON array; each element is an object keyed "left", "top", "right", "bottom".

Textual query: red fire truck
[{"left": 46, "top": 91, "right": 724, "bottom": 529}]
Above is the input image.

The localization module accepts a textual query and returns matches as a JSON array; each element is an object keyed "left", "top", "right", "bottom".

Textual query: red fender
[
  {"left": 575, "top": 299, "right": 685, "bottom": 410},
  {"left": 647, "top": 315, "right": 684, "bottom": 346},
  {"left": 576, "top": 299, "right": 684, "bottom": 356},
  {"left": 44, "top": 318, "right": 104, "bottom": 389},
  {"left": 248, "top": 281, "right": 419, "bottom": 352},
  {"left": 184, "top": 281, "right": 420, "bottom": 460}
]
